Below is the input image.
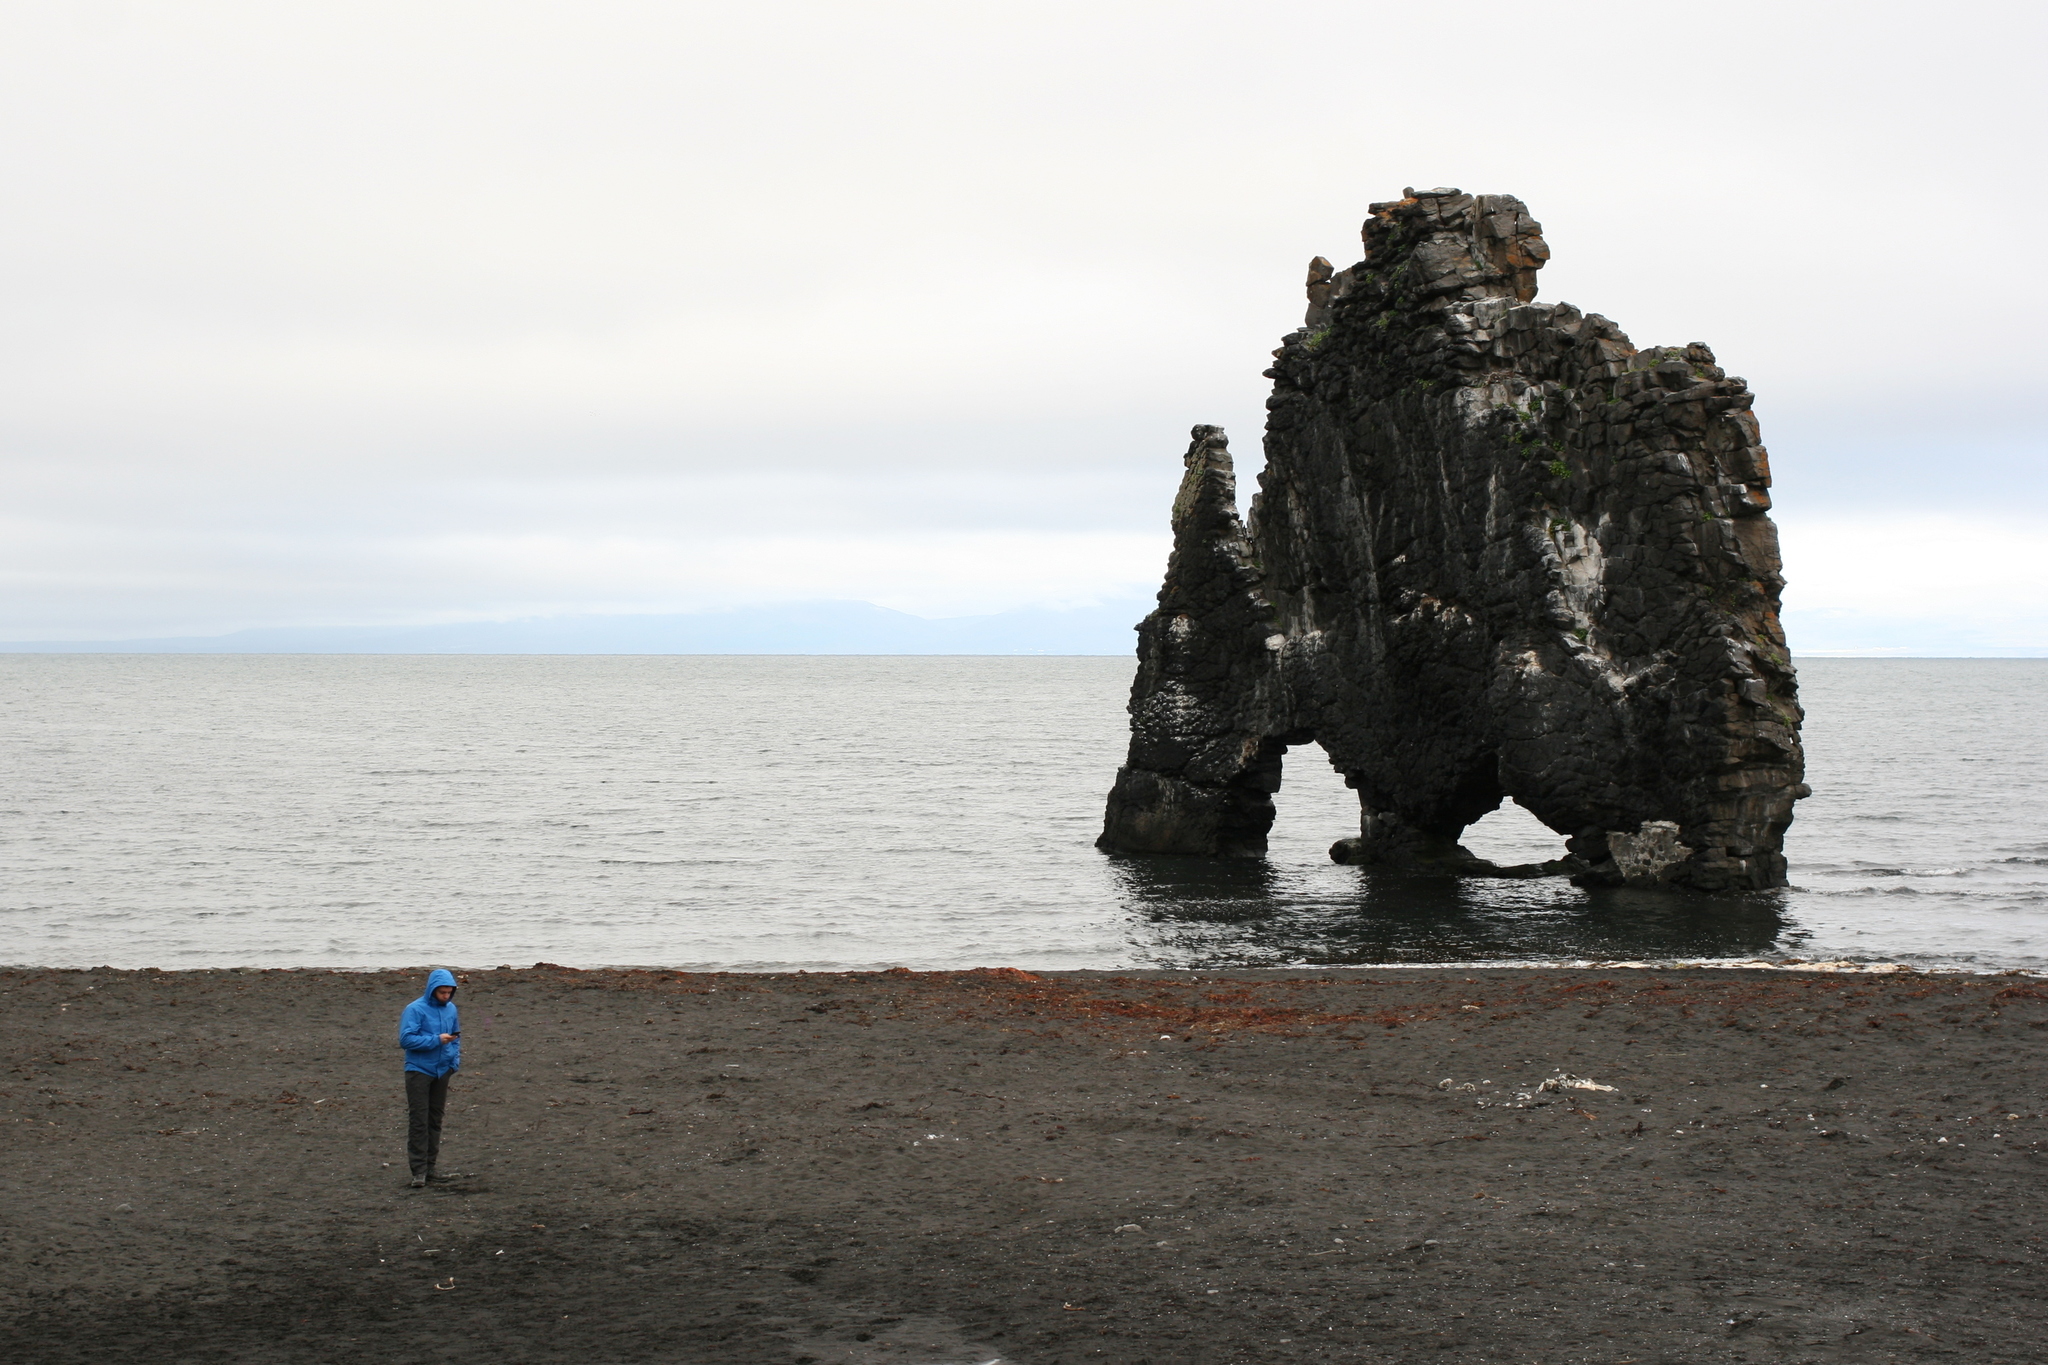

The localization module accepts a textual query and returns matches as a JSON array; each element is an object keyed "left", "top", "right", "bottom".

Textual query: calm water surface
[{"left": 2, "top": 657, "right": 2043, "bottom": 972}]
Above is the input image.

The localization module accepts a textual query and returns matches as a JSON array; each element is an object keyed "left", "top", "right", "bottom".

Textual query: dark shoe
[
  {"left": 408, "top": 1171, "right": 427, "bottom": 1188},
  {"left": 427, "top": 1168, "right": 458, "bottom": 1183}
]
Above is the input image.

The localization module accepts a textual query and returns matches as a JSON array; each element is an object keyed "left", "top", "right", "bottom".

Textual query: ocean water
[{"left": 2, "top": 656, "right": 2043, "bottom": 973}]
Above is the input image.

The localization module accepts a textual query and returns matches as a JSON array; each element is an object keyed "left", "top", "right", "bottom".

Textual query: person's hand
[{"left": 440, "top": 1033, "right": 456, "bottom": 1044}]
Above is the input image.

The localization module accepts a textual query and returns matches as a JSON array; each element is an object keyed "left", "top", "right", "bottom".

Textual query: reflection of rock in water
[
  {"left": 1110, "top": 855, "right": 1295, "bottom": 941},
  {"left": 1100, "top": 189, "right": 1807, "bottom": 892},
  {"left": 1109, "top": 852, "right": 1284, "bottom": 915},
  {"left": 1118, "top": 859, "right": 1792, "bottom": 969}
]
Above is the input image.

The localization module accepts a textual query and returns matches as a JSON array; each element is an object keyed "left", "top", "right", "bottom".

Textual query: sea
[{"left": 2, "top": 656, "right": 2044, "bottom": 974}]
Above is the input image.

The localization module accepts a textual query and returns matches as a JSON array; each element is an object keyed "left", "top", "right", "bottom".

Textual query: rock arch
[{"left": 1098, "top": 189, "right": 1806, "bottom": 890}]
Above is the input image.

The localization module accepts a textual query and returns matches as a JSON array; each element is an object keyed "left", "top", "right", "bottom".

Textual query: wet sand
[{"left": 4, "top": 964, "right": 2045, "bottom": 1363}]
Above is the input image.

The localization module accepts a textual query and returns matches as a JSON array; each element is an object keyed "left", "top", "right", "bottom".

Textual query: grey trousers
[{"left": 405, "top": 1070, "right": 452, "bottom": 1175}]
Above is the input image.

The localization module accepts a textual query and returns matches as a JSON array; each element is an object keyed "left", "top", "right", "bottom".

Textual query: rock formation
[{"left": 1098, "top": 189, "right": 1806, "bottom": 890}]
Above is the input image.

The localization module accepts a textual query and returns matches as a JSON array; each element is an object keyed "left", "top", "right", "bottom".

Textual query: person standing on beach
[{"left": 398, "top": 968, "right": 461, "bottom": 1188}]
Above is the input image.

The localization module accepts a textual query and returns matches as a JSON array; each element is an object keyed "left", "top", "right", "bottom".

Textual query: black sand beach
[{"left": 5, "top": 965, "right": 2045, "bottom": 1363}]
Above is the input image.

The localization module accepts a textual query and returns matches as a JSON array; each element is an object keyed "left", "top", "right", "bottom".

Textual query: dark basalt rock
[{"left": 1098, "top": 189, "right": 1807, "bottom": 891}]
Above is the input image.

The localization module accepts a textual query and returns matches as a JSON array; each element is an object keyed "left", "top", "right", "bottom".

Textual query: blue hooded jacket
[{"left": 399, "top": 968, "right": 462, "bottom": 1076}]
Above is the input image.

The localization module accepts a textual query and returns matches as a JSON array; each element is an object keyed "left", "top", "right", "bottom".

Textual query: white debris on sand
[
  {"left": 1540, "top": 1073, "right": 1618, "bottom": 1094},
  {"left": 1440, "top": 1072, "right": 1620, "bottom": 1109}
]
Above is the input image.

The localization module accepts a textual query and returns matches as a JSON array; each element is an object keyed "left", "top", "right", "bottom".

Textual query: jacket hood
[{"left": 421, "top": 968, "right": 458, "bottom": 1002}]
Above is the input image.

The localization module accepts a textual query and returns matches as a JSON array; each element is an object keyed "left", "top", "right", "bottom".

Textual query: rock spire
[{"left": 1099, "top": 189, "right": 1805, "bottom": 890}]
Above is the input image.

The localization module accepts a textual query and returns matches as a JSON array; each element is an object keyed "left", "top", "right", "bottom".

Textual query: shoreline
[
  {"left": 9, "top": 956, "right": 2041, "bottom": 976},
  {"left": 6, "top": 964, "right": 2045, "bottom": 1362}
]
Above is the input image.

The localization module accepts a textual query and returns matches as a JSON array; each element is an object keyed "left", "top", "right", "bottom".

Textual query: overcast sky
[{"left": 2, "top": 0, "right": 2042, "bottom": 650}]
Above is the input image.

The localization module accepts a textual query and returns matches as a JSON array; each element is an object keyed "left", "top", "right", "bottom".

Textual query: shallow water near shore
[{"left": 2, "top": 655, "right": 2043, "bottom": 972}]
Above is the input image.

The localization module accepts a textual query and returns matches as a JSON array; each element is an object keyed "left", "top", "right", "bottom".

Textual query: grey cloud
[{"left": 0, "top": 1, "right": 2041, "bottom": 642}]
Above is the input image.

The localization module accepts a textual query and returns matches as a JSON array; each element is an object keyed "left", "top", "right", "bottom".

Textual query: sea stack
[{"left": 1099, "top": 189, "right": 1806, "bottom": 891}]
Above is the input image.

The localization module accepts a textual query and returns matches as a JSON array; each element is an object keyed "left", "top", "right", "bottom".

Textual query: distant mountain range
[
  {"left": 0, "top": 599, "right": 1152, "bottom": 655},
  {"left": 10, "top": 599, "right": 2042, "bottom": 657}
]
